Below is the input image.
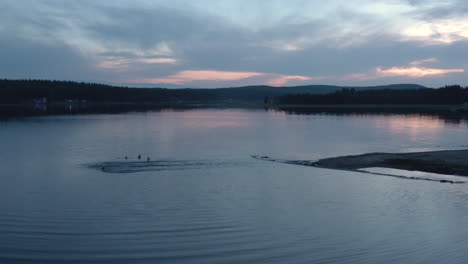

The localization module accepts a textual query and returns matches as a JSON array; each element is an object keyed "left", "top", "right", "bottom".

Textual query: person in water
[
  {"left": 138, "top": 154, "right": 141, "bottom": 160},
  {"left": 147, "top": 157, "right": 150, "bottom": 162}
]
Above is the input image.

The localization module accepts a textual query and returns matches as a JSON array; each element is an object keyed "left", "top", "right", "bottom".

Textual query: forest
[
  {"left": 276, "top": 85, "right": 468, "bottom": 105},
  {"left": 0, "top": 79, "right": 426, "bottom": 104},
  {"left": 0, "top": 79, "right": 215, "bottom": 104}
]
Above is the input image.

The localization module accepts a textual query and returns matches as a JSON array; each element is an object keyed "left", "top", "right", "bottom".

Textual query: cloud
[
  {"left": 267, "top": 75, "right": 314, "bottom": 86},
  {"left": 98, "top": 57, "right": 178, "bottom": 71},
  {"left": 0, "top": 33, "right": 95, "bottom": 80},
  {"left": 376, "top": 66, "right": 464, "bottom": 78},
  {"left": 399, "top": 17, "right": 468, "bottom": 44},
  {"left": 0, "top": 0, "right": 467, "bottom": 87},
  {"left": 344, "top": 59, "right": 465, "bottom": 80},
  {"left": 409, "top": 58, "right": 438, "bottom": 66},
  {"left": 128, "top": 70, "right": 319, "bottom": 87},
  {"left": 129, "top": 70, "right": 265, "bottom": 85}
]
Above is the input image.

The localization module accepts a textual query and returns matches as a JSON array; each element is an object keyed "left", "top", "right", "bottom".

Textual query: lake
[{"left": 1, "top": 108, "right": 468, "bottom": 263}]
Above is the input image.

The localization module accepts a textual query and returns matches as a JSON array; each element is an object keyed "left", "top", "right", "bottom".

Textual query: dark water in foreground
[{"left": 1, "top": 108, "right": 468, "bottom": 263}]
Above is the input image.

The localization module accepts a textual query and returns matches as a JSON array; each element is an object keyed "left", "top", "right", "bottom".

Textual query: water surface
[{"left": 1, "top": 108, "right": 468, "bottom": 263}]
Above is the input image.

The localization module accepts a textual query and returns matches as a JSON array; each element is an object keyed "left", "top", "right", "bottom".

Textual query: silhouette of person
[
  {"left": 138, "top": 154, "right": 141, "bottom": 160},
  {"left": 147, "top": 157, "right": 150, "bottom": 162}
]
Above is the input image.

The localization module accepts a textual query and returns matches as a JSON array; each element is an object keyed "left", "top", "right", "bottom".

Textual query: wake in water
[
  {"left": 251, "top": 155, "right": 465, "bottom": 184},
  {"left": 89, "top": 159, "right": 249, "bottom": 173},
  {"left": 251, "top": 155, "right": 318, "bottom": 166},
  {"left": 89, "top": 155, "right": 465, "bottom": 184}
]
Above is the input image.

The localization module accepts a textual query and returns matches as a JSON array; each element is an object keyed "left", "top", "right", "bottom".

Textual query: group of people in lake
[
  {"left": 125, "top": 154, "right": 150, "bottom": 162},
  {"left": 101, "top": 154, "right": 151, "bottom": 171}
]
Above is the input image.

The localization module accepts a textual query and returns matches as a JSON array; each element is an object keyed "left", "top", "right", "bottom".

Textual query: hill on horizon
[
  {"left": 181, "top": 83, "right": 427, "bottom": 102},
  {"left": 0, "top": 79, "right": 427, "bottom": 104}
]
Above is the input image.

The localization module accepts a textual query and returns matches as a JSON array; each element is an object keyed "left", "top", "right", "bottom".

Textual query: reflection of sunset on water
[
  {"left": 374, "top": 115, "right": 451, "bottom": 140},
  {"left": 161, "top": 109, "right": 252, "bottom": 128}
]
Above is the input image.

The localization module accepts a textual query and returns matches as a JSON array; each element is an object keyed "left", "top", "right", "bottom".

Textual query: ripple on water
[
  {"left": 0, "top": 210, "right": 316, "bottom": 264},
  {"left": 88, "top": 159, "right": 254, "bottom": 173}
]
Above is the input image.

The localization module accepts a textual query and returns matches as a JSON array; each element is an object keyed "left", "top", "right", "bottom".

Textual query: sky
[{"left": 1, "top": 0, "right": 467, "bottom": 88}]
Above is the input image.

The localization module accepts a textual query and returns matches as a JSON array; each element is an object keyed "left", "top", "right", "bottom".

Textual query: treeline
[
  {"left": 0, "top": 79, "right": 218, "bottom": 104},
  {"left": 276, "top": 85, "right": 468, "bottom": 105},
  {"left": 0, "top": 79, "right": 429, "bottom": 105}
]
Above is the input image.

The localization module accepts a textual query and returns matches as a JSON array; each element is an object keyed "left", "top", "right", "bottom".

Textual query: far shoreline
[
  {"left": 1, "top": 103, "right": 468, "bottom": 120},
  {"left": 269, "top": 103, "right": 468, "bottom": 111},
  {"left": 1, "top": 102, "right": 467, "bottom": 109}
]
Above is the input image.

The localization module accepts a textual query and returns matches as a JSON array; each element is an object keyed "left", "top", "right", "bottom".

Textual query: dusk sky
[{"left": 1, "top": 0, "right": 467, "bottom": 88}]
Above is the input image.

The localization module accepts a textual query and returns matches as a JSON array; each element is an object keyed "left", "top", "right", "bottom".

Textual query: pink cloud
[
  {"left": 130, "top": 70, "right": 264, "bottom": 85},
  {"left": 409, "top": 58, "right": 438, "bottom": 66},
  {"left": 344, "top": 59, "right": 464, "bottom": 80},
  {"left": 376, "top": 66, "right": 464, "bottom": 78},
  {"left": 98, "top": 57, "right": 177, "bottom": 71},
  {"left": 128, "top": 70, "right": 323, "bottom": 87},
  {"left": 267, "top": 75, "right": 319, "bottom": 86}
]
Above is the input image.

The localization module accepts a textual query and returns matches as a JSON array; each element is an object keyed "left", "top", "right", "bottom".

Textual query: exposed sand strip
[{"left": 252, "top": 150, "right": 468, "bottom": 184}]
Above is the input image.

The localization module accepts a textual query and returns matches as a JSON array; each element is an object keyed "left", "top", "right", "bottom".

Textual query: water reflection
[
  {"left": 273, "top": 107, "right": 468, "bottom": 125},
  {"left": 2, "top": 104, "right": 468, "bottom": 127},
  {"left": 374, "top": 115, "right": 447, "bottom": 140},
  {"left": 2, "top": 108, "right": 468, "bottom": 263},
  {"left": 0, "top": 104, "right": 193, "bottom": 120},
  {"left": 167, "top": 110, "right": 252, "bottom": 128}
]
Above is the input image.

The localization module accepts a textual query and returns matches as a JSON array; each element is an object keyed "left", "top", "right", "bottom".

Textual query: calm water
[{"left": 1, "top": 108, "right": 468, "bottom": 263}]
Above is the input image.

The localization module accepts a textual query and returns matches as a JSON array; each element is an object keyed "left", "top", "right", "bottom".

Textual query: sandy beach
[
  {"left": 252, "top": 149, "right": 468, "bottom": 183},
  {"left": 315, "top": 149, "right": 468, "bottom": 176}
]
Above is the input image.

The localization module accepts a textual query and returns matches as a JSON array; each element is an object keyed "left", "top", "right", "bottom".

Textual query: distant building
[
  {"left": 33, "top": 97, "right": 47, "bottom": 105},
  {"left": 32, "top": 97, "right": 47, "bottom": 111},
  {"left": 451, "top": 102, "right": 468, "bottom": 112}
]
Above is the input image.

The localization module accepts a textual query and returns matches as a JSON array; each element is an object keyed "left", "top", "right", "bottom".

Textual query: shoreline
[
  {"left": 1, "top": 102, "right": 465, "bottom": 108},
  {"left": 253, "top": 149, "right": 468, "bottom": 183},
  {"left": 2, "top": 103, "right": 468, "bottom": 123},
  {"left": 270, "top": 104, "right": 468, "bottom": 111},
  {"left": 314, "top": 149, "right": 468, "bottom": 177}
]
